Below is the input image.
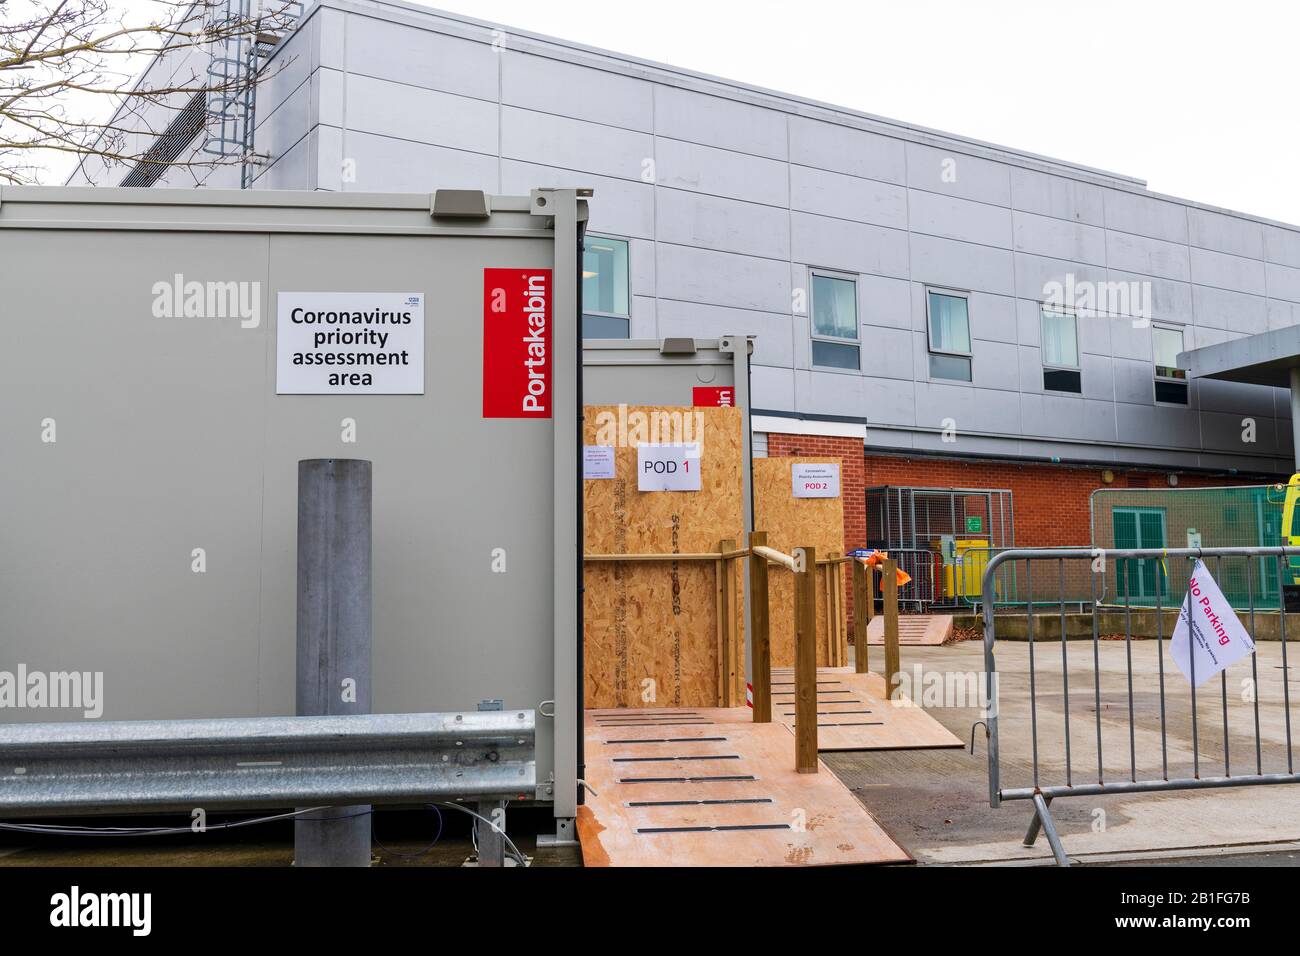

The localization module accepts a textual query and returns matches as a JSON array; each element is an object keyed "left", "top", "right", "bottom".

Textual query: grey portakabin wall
[{"left": 0, "top": 187, "right": 586, "bottom": 811}]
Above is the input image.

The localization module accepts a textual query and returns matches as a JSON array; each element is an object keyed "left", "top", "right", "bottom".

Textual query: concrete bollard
[{"left": 294, "top": 459, "right": 373, "bottom": 867}]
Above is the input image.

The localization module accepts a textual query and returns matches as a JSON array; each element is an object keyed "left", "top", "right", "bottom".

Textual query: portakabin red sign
[
  {"left": 483, "top": 268, "right": 552, "bottom": 418},
  {"left": 693, "top": 386, "right": 734, "bottom": 407}
]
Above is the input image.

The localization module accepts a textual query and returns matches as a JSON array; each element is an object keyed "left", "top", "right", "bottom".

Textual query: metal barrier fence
[{"left": 982, "top": 546, "right": 1300, "bottom": 866}]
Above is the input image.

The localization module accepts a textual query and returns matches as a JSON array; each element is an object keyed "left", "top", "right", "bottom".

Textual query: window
[
  {"left": 810, "top": 272, "right": 860, "bottom": 370},
  {"left": 1153, "top": 324, "right": 1187, "bottom": 404},
  {"left": 926, "top": 289, "right": 971, "bottom": 381},
  {"left": 582, "top": 236, "right": 630, "bottom": 338},
  {"left": 1040, "top": 307, "right": 1081, "bottom": 393}
]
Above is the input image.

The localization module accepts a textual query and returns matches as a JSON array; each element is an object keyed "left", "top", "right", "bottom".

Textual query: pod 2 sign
[
  {"left": 792, "top": 462, "right": 840, "bottom": 498},
  {"left": 483, "top": 268, "right": 552, "bottom": 418}
]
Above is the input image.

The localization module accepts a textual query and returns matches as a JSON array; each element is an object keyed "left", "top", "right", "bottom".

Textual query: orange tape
[{"left": 860, "top": 550, "right": 912, "bottom": 589}]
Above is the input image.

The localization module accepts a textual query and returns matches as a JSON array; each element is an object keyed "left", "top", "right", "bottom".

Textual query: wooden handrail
[
  {"left": 751, "top": 544, "right": 797, "bottom": 572},
  {"left": 584, "top": 550, "right": 748, "bottom": 562}
]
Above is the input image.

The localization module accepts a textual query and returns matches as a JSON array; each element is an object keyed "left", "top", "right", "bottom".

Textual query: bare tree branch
[{"left": 0, "top": 0, "right": 300, "bottom": 184}]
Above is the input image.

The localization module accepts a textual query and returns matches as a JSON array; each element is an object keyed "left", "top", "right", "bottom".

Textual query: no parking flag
[{"left": 1170, "top": 560, "right": 1256, "bottom": 688}]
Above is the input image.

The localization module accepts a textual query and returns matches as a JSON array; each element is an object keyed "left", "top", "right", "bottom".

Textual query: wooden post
[
  {"left": 864, "top": 562, "right": 875, "bottom": 627},
  {"left": 821, "top": 558, "right": 833, "bottom": 665},
  {"left": 748, "top": 531, "right": 771, "bottom": 723},
  {"left": 853, "top": 558, "right": 869, "bottom": 674},
  {"left": 720, "top": 537, "right": 737, "bottom": 707},
  {"left": 794, "top": 545, "right": 818, "bottom": 773},
  {"left": 883, "top": 557, "right": 901, "bottom": 702},
  {"left": 834, "top": 559, "right": 847, "bottom": 666},
  {"left": 714, "top": 544, "right": 725, "bottom": 705}
]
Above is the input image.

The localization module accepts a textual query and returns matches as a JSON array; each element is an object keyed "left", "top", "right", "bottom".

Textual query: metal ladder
[{"left": 202, "top": 0, "right": 303, "bottom": 187}]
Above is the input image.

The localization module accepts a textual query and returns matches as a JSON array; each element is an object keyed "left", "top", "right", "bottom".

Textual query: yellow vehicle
[{"left": 1283, "top": 474, "right": 1300, "bottom": 587}]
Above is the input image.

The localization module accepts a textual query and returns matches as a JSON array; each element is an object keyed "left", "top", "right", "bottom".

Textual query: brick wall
[
  {"left": 858, "top": 454, "right": 1277, "bottom": 548},
  {"left": 764, "top": 430, "right": 1285, "bottom": 632}
]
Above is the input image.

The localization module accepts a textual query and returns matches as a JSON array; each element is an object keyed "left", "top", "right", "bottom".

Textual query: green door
[
  {"left": 1255, "top": 489, "right": 1282, "bottom": 607},
  {"left": 1113, "top": 507, "right": 1167, "bottom": 602}
]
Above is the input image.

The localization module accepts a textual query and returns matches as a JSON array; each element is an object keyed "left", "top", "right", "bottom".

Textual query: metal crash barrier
[
  {"left": 982, "top": 546, "right": 1300, "bottom": 866},
  {"left": 0, "top": 710, "right": 536, "bottom": 817}
]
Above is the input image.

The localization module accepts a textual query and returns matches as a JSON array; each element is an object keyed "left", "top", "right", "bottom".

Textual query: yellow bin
[{"left": 933, "top": 539, "right": 991, "bottom": 599}]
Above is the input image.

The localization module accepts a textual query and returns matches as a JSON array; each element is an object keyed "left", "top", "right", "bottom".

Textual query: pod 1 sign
[{"left": 637, "top": 443, "right": 702, "bottom": 491}]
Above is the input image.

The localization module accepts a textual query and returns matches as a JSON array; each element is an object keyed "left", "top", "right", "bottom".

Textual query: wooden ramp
[
  {"left": 867, "top": 614, "right": 952, "bottom": 645},
  {"left": 769, "top": 667, "right": 964, "bottom": 752},
  {"left": 579, "top": 708, "right": 911, "bottom": 867}
]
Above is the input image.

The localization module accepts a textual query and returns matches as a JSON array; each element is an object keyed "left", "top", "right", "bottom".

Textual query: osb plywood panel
[
  {"left": 579, "top": 708, "right": 912, "bottom": 866},
  {"left": 754, "top": 457, "right": 847, "bottom": 669},
  {"left": 769, "top": 667, "right": 964, "bottom": 751},
  {"left": 583, "top": 406, "right": 744, "bottom": 709}
]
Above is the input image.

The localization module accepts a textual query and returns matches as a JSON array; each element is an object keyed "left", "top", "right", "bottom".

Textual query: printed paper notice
[
  {"left": 584, "top": 446, "right": 616, "bottom": 480},
  {"left": 637, "top": 443, "right": 702, "bottom": 492},
  {"left": 792, "top": 462, "right": 840, "bottom": 498},
  {"left": 277, "top": 292, "right": 424, "bottom": 394},
  {"left": 1170, "top": 560, "right": 1256, "bottom": 688}
]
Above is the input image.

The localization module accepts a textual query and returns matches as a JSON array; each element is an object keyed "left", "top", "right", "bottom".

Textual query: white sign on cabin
[
  {"left": 637, "top": 443, "right": 702, "bottom": 491},
  {"left": 276, "top": 292, "right": 424, "bottom": 394}
]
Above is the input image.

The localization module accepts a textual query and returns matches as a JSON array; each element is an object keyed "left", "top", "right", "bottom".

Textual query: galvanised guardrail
[{"left": 0, "top": 710, "right": 535, "bottom": 817}]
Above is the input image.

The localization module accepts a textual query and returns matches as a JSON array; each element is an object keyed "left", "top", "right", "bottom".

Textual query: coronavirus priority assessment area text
[{"left": 276, "top": 292, "right": 425, "bottom": 394}]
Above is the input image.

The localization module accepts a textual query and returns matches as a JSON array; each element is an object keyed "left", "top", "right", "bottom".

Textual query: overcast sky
[
  {"left": 31, "top": 0, "right": 1300, "bottom": 225},
  {"left": 416, "top": 0, "right": 1299, "bottom": 225}
]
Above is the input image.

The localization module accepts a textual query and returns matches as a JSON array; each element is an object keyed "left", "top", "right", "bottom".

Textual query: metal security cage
[
  {"left": 865, "top": 485, "right": 1014, "bottom": 550},
  {"left": 864, "top": 485, "right": 1014, "bottom": 609}
]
